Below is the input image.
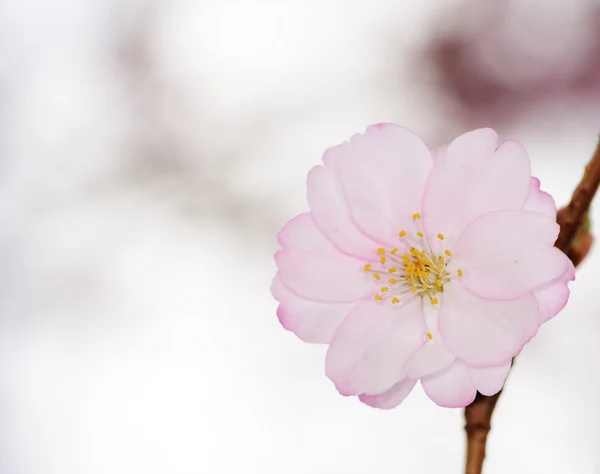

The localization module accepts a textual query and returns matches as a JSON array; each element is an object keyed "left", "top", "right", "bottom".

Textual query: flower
[{"left": 272, "top": 124, "right": 574, "bottom": 408}]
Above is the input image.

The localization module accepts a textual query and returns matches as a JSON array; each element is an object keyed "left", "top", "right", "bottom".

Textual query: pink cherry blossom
[{"left": 272, "top": 124, "right": 574, "bottom": 409}]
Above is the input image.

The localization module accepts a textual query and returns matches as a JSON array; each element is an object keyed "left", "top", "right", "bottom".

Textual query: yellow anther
[
  {"left": 436, "top": 279, "right": 442, "bottom": 287},
  {"left": 437, "top": 233, "right": 445, "bottom": 240},
  {"left": 417, "top": 231, "right": 424, "bottom": 238},
  {"left": 422, "top": 283, "right": 429, "bottom": 289},
  {"left": 377, "top": 248, "right": 385, "bottom": 255},
  {"left": 426, "top": 332, "right": 433, "bottom": 340},
  {"left": 388, "top": 278, "right": 397, "bottom": 284},
  {"left": 431, "top": 298, "right": 439, "bottom": 305},
  {"left": 445, "top": 249, "right": 452, "bottom": 257},
  {"left": 388, "top": 267, "right": 397, "bottom": 273},
  {"left": 392, "top": 297, "right": 400, "bottom": 304},
  {"left": 457, "top": 269, "right": 463, "bottom": 277},
  {"left": 390, "top": 248, "right": 398, "bottom": 255},
  {"left": 364, "top": 263, "right": 372, "bottom": 271},
  {"left": 380, "top": 256, "right": 387, "bottom": 264},
  {"left": 439, "top": 256, "right": 445, "bottom": 264},
  {"left": 373, "top": 273, "right": 381, "bottom": 280},
  {"left": 411, "top": 285, "right": 417, "bottom": 292},
  {"left": 398, "top": 230, "right": 406, "bottom": 238},
  {"left": 412, "top": 213, "right": 421, "bottom": 220},
  {"left": 374, "top": 294, "right": 383, "bottom": 301},
  {"left": 381, "top": 287, "right": 389, "bottom": 292}
]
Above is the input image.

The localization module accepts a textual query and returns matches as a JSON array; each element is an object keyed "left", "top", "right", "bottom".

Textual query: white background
[{"left": 0, "top": 0, "right": 599, "bottom": 473}]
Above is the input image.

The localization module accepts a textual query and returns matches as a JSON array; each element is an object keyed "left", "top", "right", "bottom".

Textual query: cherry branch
[{"left": 464, "top": 136, "right": 600, "bottom": 474}]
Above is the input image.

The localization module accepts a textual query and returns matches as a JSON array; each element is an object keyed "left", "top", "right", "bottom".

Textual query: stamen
[
  {"left": 426, "top": 332, "right": 433, "bottom": 340},
  {"left": 363, "top": 216, "right": 458, "bottom": 305}
]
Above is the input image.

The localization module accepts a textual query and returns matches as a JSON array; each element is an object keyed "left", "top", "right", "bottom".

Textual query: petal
[
  {"left": 325, "top": 298, "right": 426, "bottom": 396},
  {"left": 307, "top": 166, "right": 380, "bottom": 260},
  {"left": 405, "top": 341, "right": 455, "bottom": 380},
  {"left": 438, "top": 283, "right": 539, "bottom": 366},
  {"left": 452, "top": 210, "right": 568, "bottom": 300},
  {"left": 336, "top": 123, "right": 433, "bottom": 246},
  {"left": 562, "top": 257, "right": 576, "bottom": 282},
  {"left": 421, "top": 360, "right": 476, "bottom": 408},
  {"left": 534, "top": 279, "right": 571, "bottom": 324},
  {"left": 469, "top": 362, "right": 512, "bottom": 396},
  {"left": 271, "top": 276, "right": 356, "bottom": 343},
  {"left": 277, "top": 213, "right": 334, "bottom": 251},
  {"left": 422, "top": 132, "right": 531, "bottom": 246},
  {"left": 523, "top": 177, "right": 557, "bottom": 219},
  {"left": 430, "top": 144, "right": 448, "bottom": 161},
  {"left": 406, "top": 302, "right": 456, "bottom": 379},
  {"left": 358, "top": 378, "right": 417, "bottom": 409},
  {"left": 274, "top": 249, "right": 371, "bottom": 303}
]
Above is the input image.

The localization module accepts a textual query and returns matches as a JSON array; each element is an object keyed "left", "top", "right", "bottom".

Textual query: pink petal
[
  {"left": 405, "top": 340, "right": 455, "bottom": 380},
  {"left": 358, "top": 378, "right": 417, "bottom": 409},
  {"left": 452, "top": 210, "right": 569, "bottom": 300},
  {"left": 277, "top": 213, "right": 335, "bottom": 251},
  {"left": 421, "top": 360, "right": 477, "bottom": 408},
  {"left": 271, "top": 276, "right": 356, "bottom": 343},
  {"left": 335, "top": 124, "right": 433, "bottom": 247},
  {"left": 325, "top": 298, "right": 426, "bottom": 396},
  {"left": 404, "top": 303, "right": 456, "bottom": 379},
  {"left": 275, "top": 249, "right": 371, "bottom": 303},
  {"left": 438, "top": 283, "right": 539, "bottom": 366},
  {"left": 523, "top": 177, "right": 557, "bottom": 219},
  {"left": 534, "top": 278, "right": 571, "bottom": 324},
  {"left": 422, "top": 132, "right": 531, "bottom": 246},
  {"left": 307, "top": 166, "right": 380, "bottom": 260},
  {"left": 563, "top": 258, "right": 576, "bottom": 282},
  {"left": 469, "top": 362, "right": 512, "bottom": 396},
  {"left": 430, "top": 144, "right": 448, "bottom": 161}
]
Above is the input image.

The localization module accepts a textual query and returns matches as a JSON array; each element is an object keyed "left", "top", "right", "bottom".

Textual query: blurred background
[{"left": 0, "top": 0, "right": 599, "bottom": 473}]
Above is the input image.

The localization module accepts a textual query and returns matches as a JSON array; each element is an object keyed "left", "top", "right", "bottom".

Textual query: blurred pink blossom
[{"left": 424, "top": 0, "right": 600, "bottom": 127}]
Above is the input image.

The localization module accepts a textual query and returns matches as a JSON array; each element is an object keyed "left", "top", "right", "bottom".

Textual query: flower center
[{"left": 363, "top": 212, "right": 462, "bottom": 305}]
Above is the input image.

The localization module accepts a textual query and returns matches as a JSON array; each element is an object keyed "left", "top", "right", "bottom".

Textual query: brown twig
[{"left": 464, "top": 136, "right": 600, "bottom": 474}]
